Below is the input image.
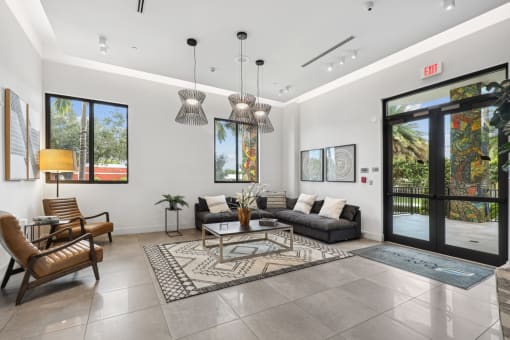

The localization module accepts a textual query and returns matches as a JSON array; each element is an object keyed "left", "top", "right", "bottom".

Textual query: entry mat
[{"left": 351, "top": 244, "right": 494, "bottom": 289}]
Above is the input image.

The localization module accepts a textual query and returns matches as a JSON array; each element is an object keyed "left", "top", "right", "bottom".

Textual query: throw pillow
[
  {"left": 226, "top": 196, "right": 239, "bottom": 209},
  {"left": 340, "top": 205, "right": 358, "bottom": 221},
  {"left": 265, "top": 191, "right": 287, "bottom": 209},
  {"left": 286, "top": 197, "right": 297, "bottom": 209},
  {"left": 319, "top": 197, "right": 347, "bottom": 220},
  {"left": 311, "top": 200, "right": 324, "bottom": 214},
  {"left": 293, "top": 193, "right": 317, "bottom": 214},
  {"left": 256, "top": 196, "right": 267, "bottom": 210},
  {"left": 198, "top": 197, "right": 209, "bottom": 211},
  {"left": 204, "top": 195, "right": 230, "bottom": 213}
]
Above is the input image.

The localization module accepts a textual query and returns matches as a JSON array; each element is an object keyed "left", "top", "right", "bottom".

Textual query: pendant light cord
[
  {"left": 256, "top": 65, "right": 260, "bottom": 104},
  {"left": 193, "top": 46, "right": 197, "bottom": 91},
  {"left": 240, "top": 38, "right": 244, "bottom": 97}
]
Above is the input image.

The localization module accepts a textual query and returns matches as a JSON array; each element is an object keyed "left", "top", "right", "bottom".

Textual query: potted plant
[
  {"left": 489, "top": 79, "right": 510, "bottom": 170},
  {"left": 236, "top": 183, "right": 266, "bottom": 226},
  {"left": 155, "top": 194, "right": 189, "bottom": 210}
]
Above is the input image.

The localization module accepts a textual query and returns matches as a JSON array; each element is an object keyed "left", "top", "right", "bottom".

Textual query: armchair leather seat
[
  {"left": 33, "top": 241, "right": 103, "bottom": 277},
  {"left": 43, "top": 198, "right": 113, "bottom": 243}
]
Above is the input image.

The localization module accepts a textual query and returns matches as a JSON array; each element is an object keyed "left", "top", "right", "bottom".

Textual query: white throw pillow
[
  {"left": 236, "top": 193, "right": 258, "bottom": 209},
  {"left": 319, "top": 197, "right": 347, "bottom": 220},
  {"left": 293, "top": 193, "right": 317, "bottom": 214},
  {"left": 204, "top": 195, "right": 230, "bottom": 213}
]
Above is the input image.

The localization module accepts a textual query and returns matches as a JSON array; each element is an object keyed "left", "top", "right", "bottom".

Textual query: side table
[
  {"left": 24, "top": 219, "right": 71, "bottom": 249},
  {"left": 165, "top": 208, "right": 182, "bottom": 236}
]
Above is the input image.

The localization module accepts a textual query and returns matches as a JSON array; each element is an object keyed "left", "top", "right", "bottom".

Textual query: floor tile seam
[
  {"left": 92, "top": 280, "right": 155, "bottom": 296},
  {"left": 85, "top": 303, "right": 162, "bottom": 326},
  {"left": 168, "top": 313, "right": 240, "bottom": 340},
  {"left": 474, "top": 319, "right": 501, "bottom": 340}
]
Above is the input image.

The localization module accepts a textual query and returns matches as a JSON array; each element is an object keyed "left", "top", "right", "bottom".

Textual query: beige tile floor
[{"left": 0, "top": 229, "right": 503, "bottom": 340}]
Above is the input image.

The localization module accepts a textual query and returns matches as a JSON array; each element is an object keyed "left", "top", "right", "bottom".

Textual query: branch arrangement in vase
[
  {"left": 155, "top": 194, "right": 189, "bottom": 210},
  {"left": 237, "top": 183, "right": 267, "bottom": 209}
]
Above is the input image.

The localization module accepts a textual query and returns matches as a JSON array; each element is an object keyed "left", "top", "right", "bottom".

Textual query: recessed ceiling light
[
  {"left": 442, "top": 0, "right": 455, "bottom": 11},
  {"left": 131, "top": 46, "right": 138, "bottom": 51},
  {"left": 339, "top": 56, "right": 345, "bottom": 65},
  {"left": 99, "top": 35, "right": 108, "bottom": 55},
  {"left": 327, "top": 64, "right": 334, "bottom": 72},
  {"left": 351, "top": 50, "right": 357, "bottom": 59}
]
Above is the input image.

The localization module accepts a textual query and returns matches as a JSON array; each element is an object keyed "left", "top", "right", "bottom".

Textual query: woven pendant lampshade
[
  {"left": 175, "top": 38, "right": 207, "bottom": 126},
  {"left": 252, "top": 59, "right": 274, "bottom": 133},
  {"left": 229, "top": 32, "right": 256, "bottom": 124}
]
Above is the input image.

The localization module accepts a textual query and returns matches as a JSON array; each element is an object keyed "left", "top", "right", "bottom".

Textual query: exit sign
[{"left": 421, "top": 62, "right": 442, "bottom": 79}]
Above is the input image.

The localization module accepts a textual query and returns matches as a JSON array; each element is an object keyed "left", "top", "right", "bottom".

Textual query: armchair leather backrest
[
  {"left": 0, "top": 212, "right": 40, "bottom": 267},
  {"left": 43, "top": 198, "right": 84, "bottom": 230}
]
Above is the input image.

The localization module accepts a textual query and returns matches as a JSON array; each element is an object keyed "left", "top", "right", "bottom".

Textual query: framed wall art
[
  {"left": 325, "top": 144, "right": 356, "bottom": 182},
  {"left": 4, "top": 89, "right": 29, "bottom": 181},
  {"left": 27, "top": 107, "right": 41, "bottom": 180},
  {"left": 301, "top": 149, "right": 324, "bottom": 182}
]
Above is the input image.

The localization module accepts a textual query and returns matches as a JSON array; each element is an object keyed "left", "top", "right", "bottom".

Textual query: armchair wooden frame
[{"left": 1, "top": 228, "right": 100, "bottom": 305}]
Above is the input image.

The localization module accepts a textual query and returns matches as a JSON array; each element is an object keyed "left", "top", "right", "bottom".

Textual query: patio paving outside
[{"left": 393, "top": 214, "right": 498, "bottom": 255}]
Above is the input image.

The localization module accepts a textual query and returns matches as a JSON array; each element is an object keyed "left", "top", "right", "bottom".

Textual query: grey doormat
[
  {"left": 144, "top": 231, "right": 352, "bottom": 303},
  {"left": 351, "top": 244, "right": 494, "bottom": 289}
]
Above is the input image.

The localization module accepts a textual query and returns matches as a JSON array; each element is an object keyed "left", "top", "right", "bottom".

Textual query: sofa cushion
[
  {"left": 308, "top": 217, "right": 357, "bottom": 231},
  {"left": 319, "top": 197, "right": 347, "bottom": 220},
  {"left": 274, "top": 210, "right": 308, "bottom": 224},
  {"left": 204, "top": 195, "right": 230, "bottom": 213},
  {"left": 198, "top": 197, "right": 209, "bottom": 212},
  {"left": 286, "top": 198, "right": 297, "bottom": 209},
  {"left": 256, "top": 196, "right": 267, "bottom": 210},
  {"left": 251, "top": 210, "right": 275, "bottom": 219},
  {"left": 293, "top": 193, "right": 317, "bottom": 214},
  {"left": 265, "top": 192, "right": 287, "bottom": 209},
  {"left": 196, "top": 210, "right": 238, "bottom": 224},
  {"left": 311, "top": 200, "right": 324, "bottom": 214},
  {"left": 341, "top": 205, "right": 359, "bottom": 221}
]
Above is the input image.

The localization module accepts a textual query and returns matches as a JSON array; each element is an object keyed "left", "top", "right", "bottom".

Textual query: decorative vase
[{"left": 238, "top": 208, "right": 251, "bottom": 227}]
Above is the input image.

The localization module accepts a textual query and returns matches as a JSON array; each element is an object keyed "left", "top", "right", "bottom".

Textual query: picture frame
[
  {"left": 300, "top": 149, "right": 324, "bottom": 182},
  {"left": 325, "top": 144, "right": 356, "bottom": 182},
  {"left": 4, "top": 89, "right": 29, "bottom": 181},
  {"left": 27, "top": 107, "right": 41, "bottom": 180}
]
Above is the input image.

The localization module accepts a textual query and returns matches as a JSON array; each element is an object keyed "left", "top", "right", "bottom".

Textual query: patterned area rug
[{"left": 144, "top": 231, "right": 352, "bottom": 303}]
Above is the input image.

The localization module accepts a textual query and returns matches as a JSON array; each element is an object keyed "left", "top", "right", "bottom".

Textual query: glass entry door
[{"left": 385, "top": 101, "right": 508, "bottom": 266}]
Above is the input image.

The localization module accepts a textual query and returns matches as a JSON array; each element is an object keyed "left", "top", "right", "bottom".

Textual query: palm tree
[{"left": 392, "top": 123, "right": 428, "bottom": 161}]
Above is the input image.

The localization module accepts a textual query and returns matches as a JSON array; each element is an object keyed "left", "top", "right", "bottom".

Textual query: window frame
[
  {"left": 214, "top": 118, "right": 259, "bottom": 184},
  {"left": 45, "top": 93, "right": 129, "bottom": 184}
]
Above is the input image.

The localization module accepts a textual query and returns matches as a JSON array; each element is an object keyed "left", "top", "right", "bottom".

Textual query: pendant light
[
  {"left": 228, "top": 31, "right": 256, "bottom": 124},
  {"left": 253, "top": 59, "right": 274, "bottom": 133},
  {"left": 175, "top": 38, "right": 208, "bottom": 126}
]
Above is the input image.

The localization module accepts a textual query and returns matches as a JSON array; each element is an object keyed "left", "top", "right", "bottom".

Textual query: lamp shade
[{"left": 39, "top": 149, "right": 76, "bottom": 172}]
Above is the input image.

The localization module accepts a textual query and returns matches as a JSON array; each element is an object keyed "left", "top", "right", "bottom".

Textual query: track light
[
  {"left": 99, "top": 35, "right": 108, "bottom": 55},
  {"left": 442, "top": 0, "right": 455, "bottom": 10},
  {"left": 351, "top": 50, "right": 357, "bottom": 59},
  {"left": 339, "top": 56, "right": 345, "bottom": 65}
]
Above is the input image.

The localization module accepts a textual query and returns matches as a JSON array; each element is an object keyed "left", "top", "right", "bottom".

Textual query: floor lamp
[{"left": 39, "top": 149, "right": 76, "bottom": 198}]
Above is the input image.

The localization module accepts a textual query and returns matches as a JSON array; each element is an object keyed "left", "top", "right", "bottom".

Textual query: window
[
  {"left": 46, "top": 94, "right": 128, "bottom": 183},
  {"left": 214, "top": 118, "right": 258, "bottom": 183}
]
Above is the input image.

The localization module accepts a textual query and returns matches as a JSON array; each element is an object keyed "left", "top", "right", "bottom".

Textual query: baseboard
[
  {"left": 362, "top": 230, "right": 384, "bottom": 242},
  {"left": 113, "top": 225, "right": 195, "bottom": 235}
]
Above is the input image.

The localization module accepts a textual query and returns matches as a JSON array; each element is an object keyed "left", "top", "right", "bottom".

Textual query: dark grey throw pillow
[
  {"left": 340, "top": 205, "right": 357, "bottom": 221},
  {"left": 311, "top": 200, "right": 324, "bottom": 214},
  {"left": 198, "top": 197, "right": 209, "bottom": 211},
  {"left": 286, "top": 198, "right": 297, "bottom": 210},
  {"left": 256, "top": 196, "right": 267, "bottom": 209},
  {"left": 226, "top": 196, "right": 239, "bottom": 209}
]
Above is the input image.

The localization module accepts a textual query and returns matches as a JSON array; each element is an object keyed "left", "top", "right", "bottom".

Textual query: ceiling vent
[{"left": 301, "top": 36, "right": 355, "bottom": 68}]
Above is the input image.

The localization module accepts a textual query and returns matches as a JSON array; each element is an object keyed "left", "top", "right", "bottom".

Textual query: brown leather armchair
[
  {"left": 43, "top": 198, "right": 114, "bottom": 243},
  {"left": 0, "top": 212, "right": 103, "bottom": 305}
]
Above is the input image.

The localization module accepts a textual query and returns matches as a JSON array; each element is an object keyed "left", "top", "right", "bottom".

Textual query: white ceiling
[{"left": 40, "top": 0, "right": 509, "bottom": 101}]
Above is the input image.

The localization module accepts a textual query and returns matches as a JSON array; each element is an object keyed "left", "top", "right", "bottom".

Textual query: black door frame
[{"left": 383, "top": 64, "right": 509, "bottom": 266}]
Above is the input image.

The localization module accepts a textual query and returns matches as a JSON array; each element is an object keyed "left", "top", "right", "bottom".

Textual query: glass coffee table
[{"left": 202, "top": 220, "right": 293, "bottom": 263}]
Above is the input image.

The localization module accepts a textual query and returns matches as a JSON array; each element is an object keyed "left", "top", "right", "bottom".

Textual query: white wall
[
  {"left": 42, "top": 61, "right": 283, "bottom": 233},
  {"left": 286, "top": 18, "right": 510, "bottom": 241},
  {"left": 0, "top": 1, "right": 43, "bottom": 265}
]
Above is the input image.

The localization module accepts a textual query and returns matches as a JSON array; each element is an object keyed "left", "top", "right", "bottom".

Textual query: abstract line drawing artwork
[
  {"left": 4, "top": 89, "right": 28, "bottom": 181},
  {"left": 326, "top": 144, "right": 356, "bottom": 182},
  {"left": 301, "top": 149, "right": 323, "bottom": 182},
  {"left": 27, "top": 107, "right": 41, "bottom": 180}
]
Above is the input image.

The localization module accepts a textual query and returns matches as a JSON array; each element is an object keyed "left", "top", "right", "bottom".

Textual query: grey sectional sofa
[{"left": 194, "top": 197, "right": 361, "bottom": 243}]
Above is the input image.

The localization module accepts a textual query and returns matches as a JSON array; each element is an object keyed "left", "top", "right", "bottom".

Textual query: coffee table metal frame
[{"left": 202, "top": 220, "right": 293, "bottom": 263}]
